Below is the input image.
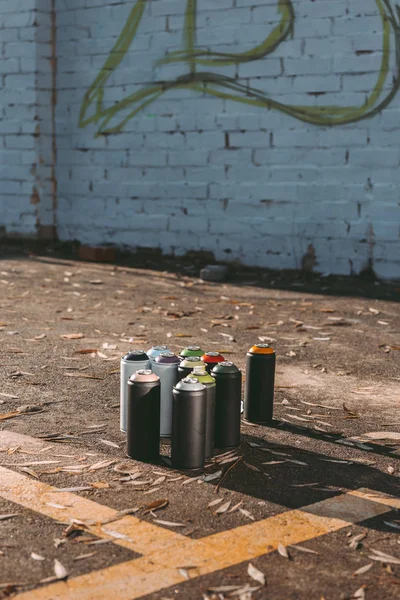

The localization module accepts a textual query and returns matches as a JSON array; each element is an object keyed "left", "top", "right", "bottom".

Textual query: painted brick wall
[
  {"left": 0, "top": 0, "right": 56, "bottom": 238},
  {"left": 3, "top": 1, "right": 400, "bottom": 279}
]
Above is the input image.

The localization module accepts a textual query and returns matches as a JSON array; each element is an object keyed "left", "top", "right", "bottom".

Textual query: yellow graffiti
[{"left": 79, "top": 0, "right": 400, "bottom": 137}]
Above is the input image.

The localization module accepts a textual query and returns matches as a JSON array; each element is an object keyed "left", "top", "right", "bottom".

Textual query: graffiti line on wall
[{"left": 79, "top": 0, "right": 400, "bottom": 136}]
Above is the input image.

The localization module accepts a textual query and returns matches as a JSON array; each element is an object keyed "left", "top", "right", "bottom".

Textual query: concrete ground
[{"left": 0, "top": 245, "right": 400, "bottom": 600}]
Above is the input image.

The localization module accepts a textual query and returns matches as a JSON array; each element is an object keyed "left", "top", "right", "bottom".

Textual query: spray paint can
[
  {"left": 120, "top": 350, "right": 150, "bottom": 433},
  {"left": 201, "top": 351, "right": 225, "bottom": 374},
  {"left": 244, "top": 344, "right": 276, "bottom": 424},
  {"left": 178, "top": 356, "right": 204, "bottom": 381},
  {"left": 171, "top": 377, "right": 207, "bottom": 469},
  {"left": 126, "top": 370, "right": 160, "bottom": 461},
  {"left": 179, "top": 346, "right": 204, "bottom": 359},
  {"left": 212, "top": 361, "right": 242, "bottom": 449},
  {"left": 147, "top": 345, "right": 172, "bottom": 363},
  {"left": 191, "top": 365, "right": 216, "bottom": 459},
  {"left": 152, "top": 352, "right": 180, "bottom": 437}
]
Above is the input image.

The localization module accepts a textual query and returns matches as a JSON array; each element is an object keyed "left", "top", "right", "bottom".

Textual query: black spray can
[
  {"left": 212, "top": 361, "right": 242, "bottom": 449},
  {"left": 120, "top": 349, "right": 150, "bottom": 433},
  {"left": 244, "top": 344, "right": 276, "bottom": 424},
  {"left": 191, "top": 365, "right": 216, "bottom": 460},
  {"left": 127, "top": 369, "right": 161, "bottom": 461},
  {"left": 171, "top": 377, "right": 207, "bottom": 470},
  {"left": 177, "top": 356, "right": 204, "bottom": 381}
]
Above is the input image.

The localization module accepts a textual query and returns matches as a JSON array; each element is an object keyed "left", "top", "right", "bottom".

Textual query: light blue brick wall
[{"left": 3, "top": 0, "right": 400, "bottom": 279}]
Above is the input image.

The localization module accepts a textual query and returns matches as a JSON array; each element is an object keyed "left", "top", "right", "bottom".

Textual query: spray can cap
[
  {"left": 192, "top": 366, "right": 207, "bottom": 375},
  {"left": 152, "top": 345, "right": 168, "bottom": 351},
  {"left": 175, "top": 377, "right": 206, "bottom": 392},
  {"left": 155, "top": 352, "right": 180, "bottom": 365},
  {"left": 129, "top": 369, "right": 159, "bottom": 383},
  {"left": 123, "top": 349, "right": 148, "bottom": 361},
  {"left": 212, "top": 361, "right": 240, "bottom": 374},
  {"left": 249, "top": 344, "right": 275, "bottom": 355}
]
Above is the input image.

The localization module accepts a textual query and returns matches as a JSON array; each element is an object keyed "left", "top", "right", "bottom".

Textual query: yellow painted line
[
  {"left": 349, "top": 488, "right": 400, "bottom": 510},
  {"left": 0, "top": 466, "right": 187, "bottom": 556},
  {"left": 4, "top": 464, "right": 397, "bottom": 600}
]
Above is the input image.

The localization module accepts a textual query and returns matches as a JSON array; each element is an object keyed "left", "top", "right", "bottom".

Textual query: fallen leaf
[
  {"left": 207, "top": 498, "right": 223, "bottom": 508},
  {"left": 369, "top": 307, "right": 380, "bottom": 315},
  {"left": 73, "top": 552, "right": 96, "bottom": 561},
  {"left": 60, "top": 333, "right": 84, "bottom": 340},
  {"left": 362, "top": 432, "right": 400, "bottom": 441},
  {"left": 388, "top": 466, "right": 395, "bottom": 474},
  {"left": 368, "top": 549, "right": 400, "bottom": 565},
  {"left": 54, "top": 559, "right": 68, "bottom": 580},
  {"left": 0, "top": 392, "right": 19, "bottom": 399},
  {"left": 203, "top": 470, "right": 223, "bottom": 482},
  {"left": 239, "top": 508, "right": 255, "bottom": 520},
  {"left": 289, "top": 544, "right": 319, "bottom": 555},
  {"left": 215, "top": 500, "right": 232, "bottom": 515},
  {"left": 277, "top": 544, "right": 290, "bottom": 559},
  {"left": 98, "top": 439, "right": 120, "bottom": 448},
  {"left": 74, "top": 349, "right": 98, "bottom": 355},
  {"left": 154, "top": 520, "right": 186, "bottom": 527},
  {"left": 142, "top": 499, "right": 169, "bottom": 514},
  {"left": 89, "top": 280, "right": 103, "bottom": 285},
  {"left": 90, "top": 481, "right": 109, "bottom": 489},
  {"left": 348, "top": 533, "right": 367, "bottom": 550},
  {"left": 384, "top": 521, "right": 400, "bottom": 530},
  {"left": 247, "top": 562, "right": 265, "bottom": 585},
  {"left": 0, "top": 514, "right": 19, "bottom": 521},
  {"left": 31, "top": 552, "right": 45, "bottom": 561},
  {"left": 352, "top": 563, "right": 373, "bottom": 576},
  {"left": 35, "top": 334, "right": 47, "bottom": 340},
  {"left": 50, "top": 486, "right": 92, "bottom": 493},
  {"left": 353, "top": 585, "right": 366, "bottom": 599},
  {"left": 178, "top": 568, "right": 190, "bottom": 580}
]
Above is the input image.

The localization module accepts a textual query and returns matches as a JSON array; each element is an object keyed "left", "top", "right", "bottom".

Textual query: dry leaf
[
  {"left": 113, "top": 463, "right": 139, "bottom": 475},
  {"left": 54, "top": 559, "right": 68, "bottom": 580},
  {"left": 247, "top": 562, "right": 265, "bottom": 585},
  {"left": 239, "top": 508, "right": 255, "bottom": 520},
  {"left": 388, "top": 466, "right": 395, "bottom": 474},
  {"left": 353, "top": 585, "right": 366, "bottom": 599},
  {"left": 75, "top": 349, "right": 98, "bottom": 354},
  {"left": 60, "top": 333, "right": 84, "bottom": 340},
  {"left": 277, "top": 544, "right": 290, "bottom": 559},
  {"left": 348, "top": 533, "right": 367, "bottom": 549},
  {"left": 289, "top": 544, "right": 319, "bottom": 555},
  {"left": 31, "top": 552, "right": 45, "bottom": 561},
  {"left": 203, "top": 470, "right": 223, "bottom": 482},
  {"left": 368, "top": 307, "right": 380, "bottom": 315},
  {"left": 73, "top": 552, "right": 96, "bottom": 561},
  {"left": 153, "top": 520, "right": 186, "bottom": 527},
  {"left": 362, "top": 432, "right": 400, "bottom": 441},
  {"left": 0, "top": 514, "right": 19, "bottom": 521},
  {"left": 215, "top": 500, "right": 232, "bottom": 515},
  {"left": 368, "top": 549, "right": 400, "bottom": 565},
  {"left": 90, "top": 481, "right": 109, "bottom": 489},
  {"left": 384, "top": 521, "right": 400, "bottom": 530},
  {"left": 207, "top": 498, "right": 223, "bottom": 508},
  {"left": 89, "top": 459, "right": 117, "bottom": 472},
  {"left": 142, "top": 499, "right": 168, "bottom": 514},
  {"left": 98, "top": 439, "right": 120, "bottom": 448},
  {"left": 35, "top": 334, "right": 47, "bottom": 340},
  {"left": 353, "top": 563, "right": 373, "bottom": 576}
]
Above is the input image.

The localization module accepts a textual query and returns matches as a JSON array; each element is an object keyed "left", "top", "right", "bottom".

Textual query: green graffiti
[{"left": 79, "top": 0, "right": 400, "bottom": 137}]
